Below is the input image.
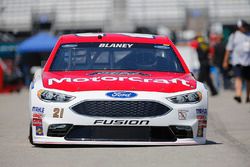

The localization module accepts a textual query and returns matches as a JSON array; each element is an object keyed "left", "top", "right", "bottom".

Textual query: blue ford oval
[{"left": 106, "top": 91, "right": 137, "bottom": 98}]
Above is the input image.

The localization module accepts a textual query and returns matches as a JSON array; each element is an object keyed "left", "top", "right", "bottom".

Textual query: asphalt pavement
[{"left": 0, "top": 89, "right": 250, "bottom": 167}]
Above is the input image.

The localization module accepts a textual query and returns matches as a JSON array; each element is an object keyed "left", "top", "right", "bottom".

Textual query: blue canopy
[{"left": 17, "top": 32, "right": 58, "bottom": 54}]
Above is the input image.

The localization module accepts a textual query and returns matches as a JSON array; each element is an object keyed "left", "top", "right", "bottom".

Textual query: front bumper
[{"left": 30, "top": 87, "right": 208, "bottom": 145}]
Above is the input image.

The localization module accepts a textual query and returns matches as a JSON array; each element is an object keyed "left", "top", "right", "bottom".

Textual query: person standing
[
  {"left": 223, "top": 19, "right": 250, "bottom": 103},
  {"left": 213, "top": 35, "right": 232, "bottom": 90},
  {"left": 191, "top": 36, "right": 218, "bottom": 96}
]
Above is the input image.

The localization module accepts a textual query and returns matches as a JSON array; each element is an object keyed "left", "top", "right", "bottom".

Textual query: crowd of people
[{"left": 188, "top": 19, "right": 250, "bottom": 103}]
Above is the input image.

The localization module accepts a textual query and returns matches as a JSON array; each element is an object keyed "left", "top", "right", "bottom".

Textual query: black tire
[{"left": 29, "top": 123, "right": 38, "bottom": 146}]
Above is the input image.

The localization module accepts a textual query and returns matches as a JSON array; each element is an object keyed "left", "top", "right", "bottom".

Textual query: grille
[
  {"left": 71, "top": 101, "right": 171, "bottom": 117},
  {"left": 65, "top": 126, "right": 177, "bottom": 142}
]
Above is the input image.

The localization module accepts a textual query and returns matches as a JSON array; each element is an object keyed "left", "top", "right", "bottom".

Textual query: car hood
[{"left": 42, "top": 70, "right": 197, "bottom": 93}]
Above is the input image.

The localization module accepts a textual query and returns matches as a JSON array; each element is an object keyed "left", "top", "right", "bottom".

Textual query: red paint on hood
[{"left": 42, "top": 70, "right": 196, "bottom": 93}]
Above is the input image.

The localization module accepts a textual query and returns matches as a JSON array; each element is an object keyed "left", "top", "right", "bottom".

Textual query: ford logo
[{"left": 106, "top": 91, "right": 137, "bottom": 98}]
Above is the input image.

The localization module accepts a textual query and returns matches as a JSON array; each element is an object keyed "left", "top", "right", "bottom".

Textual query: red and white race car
[{"left": 29, "top": 33, "right": 208, "bottom": 145}]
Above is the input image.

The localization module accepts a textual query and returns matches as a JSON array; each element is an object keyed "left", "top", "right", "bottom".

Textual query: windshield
[{"left": 50, "top": 43, "right": 184, "bottom": 72}]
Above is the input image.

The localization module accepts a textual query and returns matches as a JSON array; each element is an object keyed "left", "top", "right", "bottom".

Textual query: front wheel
[{"left": 28, "top": 123, "right": 36, "bottom": 146}]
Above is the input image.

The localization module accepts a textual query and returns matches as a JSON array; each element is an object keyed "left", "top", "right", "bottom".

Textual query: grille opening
[
  {"left": 71, "top": 101, "right": 171, "bottom": 117},
  {"left": 65, "top": 126, "right": 177, "bottom": 142}
]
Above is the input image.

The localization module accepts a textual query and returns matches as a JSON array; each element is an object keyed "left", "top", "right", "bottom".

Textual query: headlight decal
[
  {"left": 37, "top": 89, "right": 75, "bottom": 102},
  {"left": 167, "top": 92, "right": 202, "bottom": 104}
]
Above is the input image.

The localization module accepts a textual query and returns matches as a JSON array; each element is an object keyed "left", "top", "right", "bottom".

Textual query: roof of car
[{"left": 58, "top": 33, "right": 173, "bottom": 44}]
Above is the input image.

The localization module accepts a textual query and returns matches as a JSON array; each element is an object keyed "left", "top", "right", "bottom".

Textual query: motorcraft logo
[
  {"left": 106, "top": 91, "right": 137, "bottom": 98},
  {"left": 48, "top": 77, "right": 191, "bottom": 87}
]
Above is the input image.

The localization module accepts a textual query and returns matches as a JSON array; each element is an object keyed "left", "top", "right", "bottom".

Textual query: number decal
[{"left": 53, "top": 108, "right": 64, "bottom": 118}]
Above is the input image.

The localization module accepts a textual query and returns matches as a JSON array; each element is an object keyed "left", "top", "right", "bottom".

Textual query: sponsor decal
[
  {"left": 197, "top": 115, "right": 206, "bottom": 120},
  {"left": 197, "top": 127, "right": 203, "bottom": 137},
  {"left": 48, "top": 77, "right": 191, "bottom": 87},
  {"left": 53, "top": 108, "right": 64, "bottom": 118},
  {"left": 33, "top": 113, "right": 42, "bottom": 119},
  {"left": 32, "top": 118, "right": 42, "bottom": 126},
  {"left": 154, "top": 45, "right": 170, "bottom": 49},
  {"left": 88, "top": 71, "right": 150, "bottom": 76},
  {"left": 106, "top": 91, "right": 137, "bottom": 98},
  {"left": 178, "top": 110, "right": 188, "bottom": 120},
  {"left": 196, "top": 108, "right": 207, "bottom": 137},
  {"left": 36, "top": 126, "right": 44, "bottom": 136},
  {"left": 198, "top": 120, "right": 207, "bottom": 128},
  {"left": 32, "top": 113, "right": 43, "bottom": 126},
  {"left": 32, "top": 106, "right": 44, "bottom": 114},
  {"left": 99, "top": 43, "right": 134, "bottom": 48},
  {"left": 93, "top": 120, "right": 150, "bottom": 125},
  {"left": 196, "top": 109, "right": 207, "bottom": 115}
]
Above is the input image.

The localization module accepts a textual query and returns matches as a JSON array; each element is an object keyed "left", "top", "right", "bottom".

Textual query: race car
[{"left": 29, "top": 33, "right": 208, "bottom": 145}]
